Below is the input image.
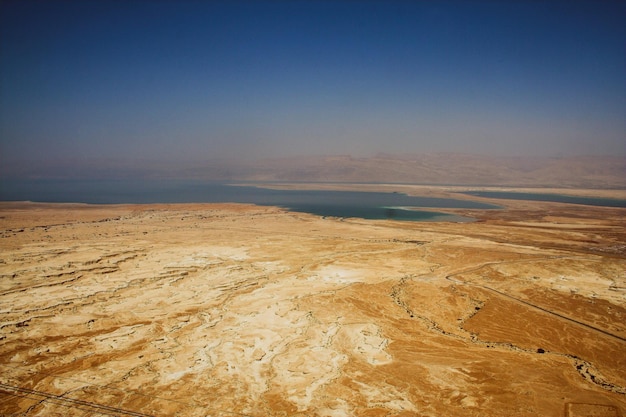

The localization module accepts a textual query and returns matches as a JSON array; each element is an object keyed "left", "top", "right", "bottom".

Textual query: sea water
[{"left": 0, "top": 179, "right": 497, "bottom": 221}]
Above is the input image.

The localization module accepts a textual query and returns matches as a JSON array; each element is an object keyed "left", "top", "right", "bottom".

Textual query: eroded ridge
[{"left": 1, "top": 198, "right": 625, "bottom": 416}]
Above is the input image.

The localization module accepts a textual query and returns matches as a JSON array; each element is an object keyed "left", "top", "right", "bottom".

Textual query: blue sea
[{"left": 0, "top": 179, "right": 497, "bottom": 222}]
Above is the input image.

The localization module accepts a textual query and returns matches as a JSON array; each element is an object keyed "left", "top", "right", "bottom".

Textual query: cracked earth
[{"left": 0, "top": 191, "right": 625, "bottom": 416}]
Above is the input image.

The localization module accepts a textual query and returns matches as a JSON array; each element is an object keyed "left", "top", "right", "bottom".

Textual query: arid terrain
[
  {"left": 5, "top": 154, "right": 625, "bottom": 189},
  {"left": 0, "top": 186, "right": 625, "bottom": 416}
]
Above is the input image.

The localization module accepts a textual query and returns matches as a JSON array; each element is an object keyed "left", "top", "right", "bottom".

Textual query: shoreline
[{"left": 234, "top": 181, "right": 626, "bottom": 199}]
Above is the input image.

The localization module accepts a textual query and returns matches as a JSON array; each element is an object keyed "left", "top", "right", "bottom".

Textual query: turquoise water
[
  {"left": 464, "top": 191, "right": 626, "bottom": 208},
  {"left": 0, "top": 179, "right": 497, "bottom": 221}
]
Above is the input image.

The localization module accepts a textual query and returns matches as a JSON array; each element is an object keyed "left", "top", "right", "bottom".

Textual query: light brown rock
[{"left": 0, "top": 190, "right": 624, "bottom": 416}]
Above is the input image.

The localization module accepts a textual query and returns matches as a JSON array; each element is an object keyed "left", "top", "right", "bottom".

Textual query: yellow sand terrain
[{"left": 0, "top": 188, "right": 624, "bottom": 416}]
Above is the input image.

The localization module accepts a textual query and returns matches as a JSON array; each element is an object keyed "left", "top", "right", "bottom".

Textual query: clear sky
[{"left": 1, "top": 0, "right": 625, "bottom": 170}]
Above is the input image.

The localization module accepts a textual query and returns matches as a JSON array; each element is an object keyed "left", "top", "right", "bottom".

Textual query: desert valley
[
  {"left": 3, "top": 0, "right": 625, "bottom": 415},
  {"left": 0, "top": 184, "right": 624, "bottom": 416}
]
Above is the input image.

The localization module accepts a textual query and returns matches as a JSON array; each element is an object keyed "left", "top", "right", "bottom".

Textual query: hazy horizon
[{"left": 1, "top": 0, "right": 625, "bottom": 178}]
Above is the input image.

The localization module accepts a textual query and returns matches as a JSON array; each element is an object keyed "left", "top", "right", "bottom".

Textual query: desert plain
[{"left": 0, "top": 185, "right": 625, "bottom": 417}]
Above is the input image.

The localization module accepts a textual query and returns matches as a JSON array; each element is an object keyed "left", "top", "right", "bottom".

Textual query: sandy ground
[{"left": 0, "top": 188, "right": 625, "bottom": 416}]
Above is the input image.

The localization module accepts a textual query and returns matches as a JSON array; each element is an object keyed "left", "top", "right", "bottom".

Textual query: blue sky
[{"left": 1, "top": 0, "right": 624, "bottom": 170}]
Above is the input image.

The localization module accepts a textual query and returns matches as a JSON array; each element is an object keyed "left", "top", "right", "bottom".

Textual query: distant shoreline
[{"left": 235, "top": 182, "right": 626, "bottom": 200}]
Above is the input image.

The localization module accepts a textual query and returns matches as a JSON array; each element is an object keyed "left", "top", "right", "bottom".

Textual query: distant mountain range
[{"left": 3, "top": 153, "right": 625, "bottom": 188}]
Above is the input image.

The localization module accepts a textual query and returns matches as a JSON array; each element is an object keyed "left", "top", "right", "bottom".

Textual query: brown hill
[
  {"left": 3, "top": 153, "right": 625, "bottom": 188},
  {"left": 215, "top": 153, "right": 626, "bottom": 188}
]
